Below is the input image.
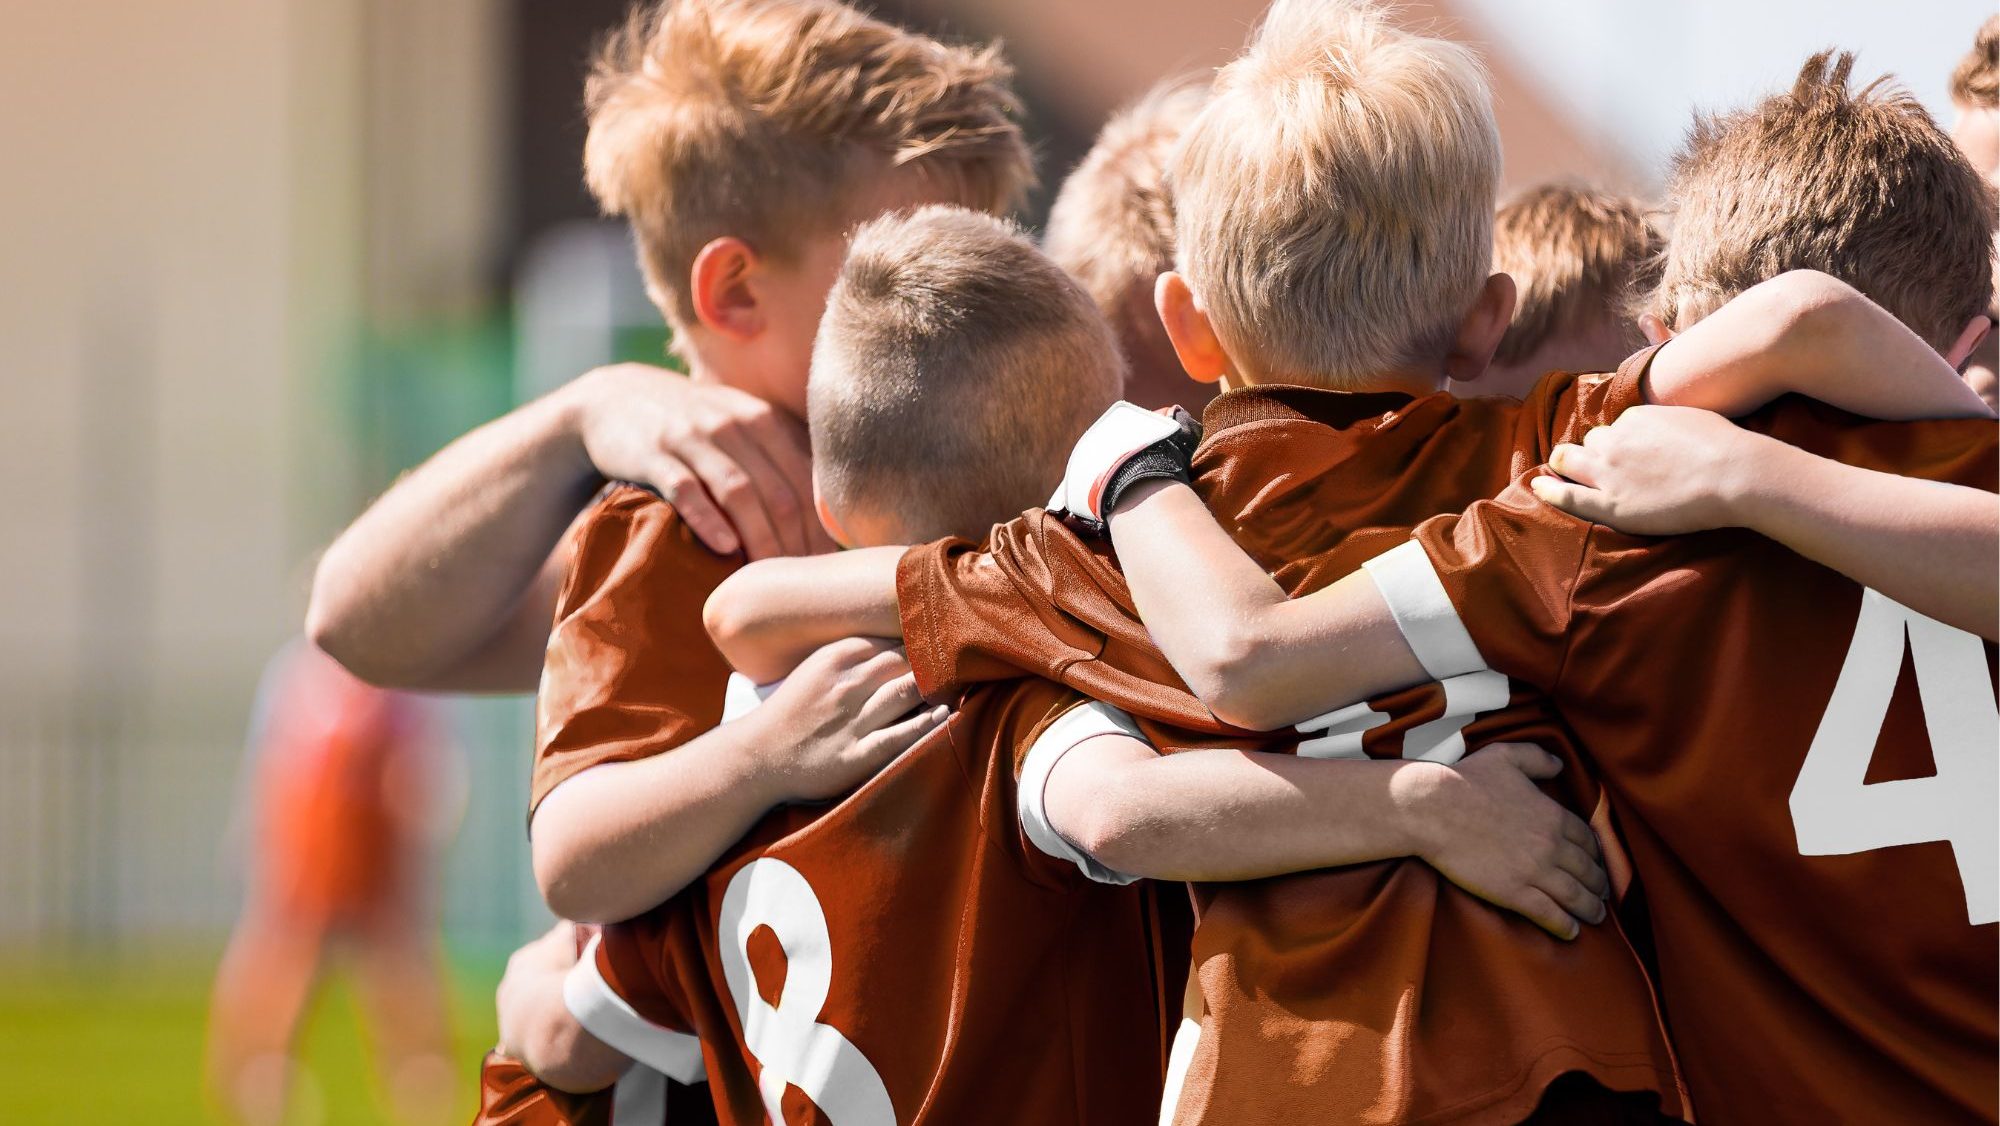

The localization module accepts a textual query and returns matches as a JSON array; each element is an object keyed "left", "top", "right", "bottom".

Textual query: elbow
[
  {"left": 702, "top": 570, "right": 792, "bottom": 684},
  {"left": 304, "top": 542, "right": 420, "bottom": 688},
  {"left": 701, "top": 577, "right": 755, "bottom": 669},
  {"left": 1180, "top": 626, "right": 1294, "bottom": 733},
  {"left": 532, "top": 827, "right": 619, "bottom": 925},
  {"left": 304, "top": 547, "right": 378, "bottom": 681},
  {"left": 1060, "top": 774, "right": 1169, "bottom": 880}
]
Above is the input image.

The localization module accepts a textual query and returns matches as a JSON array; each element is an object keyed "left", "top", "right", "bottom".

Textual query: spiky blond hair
[
  {"left": 584, "top": 0, "right": 1033, "bottom": 328},
  {"left": 1171, "top": 0, "right": 1500, "bottom": 385}
]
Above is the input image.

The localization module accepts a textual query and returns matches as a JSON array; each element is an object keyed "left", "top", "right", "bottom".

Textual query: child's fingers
[
  {"left": 649, "top": 455, "right": 741, "bottom": 556},
  {"left": 1539, "top": 869, "right": 1609, "bottom": 927},
  {"left": 857, "top": 672, "right": 925, "bottom": 729},
  {"left": 1529, "top": 474, "right": 1611, "bottom": 523},
  {"left": 861, "top": 704, "right": 952, "bottom": 762},
  {"left": 1545, "top": 443, "right": 1603, "bottom": 485},
  {"left": 1556, "top": 839, "right": 1610, "bottom": 898},
  {"left": 1505, "top": 888, "right": 1584, "bottom": 942}
]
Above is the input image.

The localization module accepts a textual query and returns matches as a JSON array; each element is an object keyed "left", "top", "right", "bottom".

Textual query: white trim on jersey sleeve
[
  {"left": 1361, "top": 541, "right": 1489, "bottom": 680},
  {"left": 1017, "top": 700, "right": 1148, "bottom": 886},
  {"left": 722, "top": 671, "right": 783, "bottom": 723},
  {"left": 564, "top": 935, "right": 707, "bottom": 1085}
]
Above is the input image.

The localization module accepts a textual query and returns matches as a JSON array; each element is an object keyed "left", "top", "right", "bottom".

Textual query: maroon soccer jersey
[
  {"left": 564, "top": 676, "right": 1188, "bottom": 1126},
  {"left": 894, "top": 359, "right": 1686, "bottom": 1125},
  {"left": 1384, "top": 399, "right": 1999, "bottom": 1124},
  {"left": 535, "top": 484, "right": 740, "bottom": 811}
]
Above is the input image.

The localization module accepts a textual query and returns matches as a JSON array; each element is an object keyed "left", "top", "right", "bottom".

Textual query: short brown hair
[
  {"left": 1493, "top": 183, "right": 1662, "bottom": 365},
  {"left": 1044, "top": 75, "right": 1210, "bottom": 326},
  {"left": 1653, "top": 51, "right": 1996, "bottom": 350},
  {"left": 584, "top": 0, "right": 1034, "bottom": 329},
  {"left": 811, "top": 207, "right": 1124, "bottom": 542},
  {"left": 1952, "top": 16, "right": 1998, "bottom": 108},
  {"left": 1172, "top": 0, "right": 1501, "bottom": 386}
]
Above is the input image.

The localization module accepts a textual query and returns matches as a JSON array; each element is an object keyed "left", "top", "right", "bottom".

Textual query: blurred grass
[{"left": 0, "top": 953, "right": 503, "bottom": 1125}]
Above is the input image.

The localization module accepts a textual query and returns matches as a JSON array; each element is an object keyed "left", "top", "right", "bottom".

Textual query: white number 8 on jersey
[
  {"left": 1792, "top": 589, "right": 1999, "bottom": 925},
  {"left": 718, "top": 857, "right": 896, "bottom": 1125}
]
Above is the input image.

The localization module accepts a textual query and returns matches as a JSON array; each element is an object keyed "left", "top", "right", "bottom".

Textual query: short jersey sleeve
[
  {"left": 563, "top": 923, "right": 706, "bottom": 1085},
  {"left": 533, "top": 486, "right": 738, "bottom": 810},
  {"left": 1013, "top": 698, "right": 1151, "bottom": 887},
  {"left": 471, "top": 1051, "right": 617, "bottom": 1126},
  {"left": 1385, "top": 477, "right": 1597, "bottom": 692},
  {"left": 896, "top": 511, "right": 1223, "bottom": 732},
  {"left": 1508, "top": 344, "right": 1662, "bottom": 465}
]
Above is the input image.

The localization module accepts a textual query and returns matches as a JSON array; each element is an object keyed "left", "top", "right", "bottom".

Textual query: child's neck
[{"left": 1223, "top": 364, "right": 1447, "bottom": 399}]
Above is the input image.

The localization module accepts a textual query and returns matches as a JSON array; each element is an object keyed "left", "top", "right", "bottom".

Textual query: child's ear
[
  {"left": 1155, "top": 272, "right": 1230, "bottom": 385},
  {"left": 1442, "top": 273, "right": 1516, "bottom": 385},
  {"left": 812, "top": 480, "right": 855, "bottom": 550},
  {"left": 1639, "top": 312, "right": 1674, "bottom": 347},
  {"left": 1943, "top": 313, "right": 1996, "bottom": 371},
  {"left": 689, "top": 236, "right": 767, "bottom": 341}
]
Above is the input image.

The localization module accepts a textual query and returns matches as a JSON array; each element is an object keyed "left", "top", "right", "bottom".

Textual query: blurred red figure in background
[{"left": 206, "top": 639, "right": 460, "bottom": 1126}]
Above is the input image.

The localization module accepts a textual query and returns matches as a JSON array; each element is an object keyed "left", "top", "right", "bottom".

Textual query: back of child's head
[
  {"left": 1654, "top": 51, "right": 1996, "bottom": 351},
  {"left": 1171, "top": 0, "right": 1500, "bottom": 387},
  {"left": 1489, "top": 183, "right": 1661, "bottom": 382},
  {"left": 810, "top": 206, "right": 1125, "bottom": 544},
  {"left": 1044, "top": 75, "right": 1211, "bottom": 407},
  {"left": 583, "top": 0, "right": 1034, "bottom": 330}
]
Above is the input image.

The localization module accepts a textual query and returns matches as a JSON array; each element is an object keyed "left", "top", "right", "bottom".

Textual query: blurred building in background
[{"left": 0, "top": 0, "right": 1982, "bottom": 974}]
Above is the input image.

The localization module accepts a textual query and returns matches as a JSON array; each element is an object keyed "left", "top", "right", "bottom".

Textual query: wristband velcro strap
[{"left": 1047, "top": 402, "right": 1203, "bottom": 535}]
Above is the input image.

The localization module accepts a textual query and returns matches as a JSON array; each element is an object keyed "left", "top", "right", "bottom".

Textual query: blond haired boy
[
  {"left": 1043, "top": 75, "right": 1214, "bottom": 411},
  {"left": 489, "top": 207, "right": 1557, "bottom": 1123},
  {"left": 1485, "top": 183, "right": 1661, "bottom": 399},
  {"left": 712, "top": 4, "right": 1684, "bottom": 1121},
  {"left": 707, "top": 11, "right": 1993, "bottom": 1126},
  {"left": 1069, "top": 48, "right": 1997, "bottom": 1126},
  {"left": 462, "top": 0, "right": 1030, "bottom": 1115}
]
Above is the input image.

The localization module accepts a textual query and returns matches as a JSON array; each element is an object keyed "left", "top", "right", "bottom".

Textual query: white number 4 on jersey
[{"left": 1791, "top": 590, "right": 1999, "bottom": 926}]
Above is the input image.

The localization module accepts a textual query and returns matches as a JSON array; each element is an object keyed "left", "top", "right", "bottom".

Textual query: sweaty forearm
[
  {"left": 530, "top": 714, "right": 788, "bottom": 923},
  {"left": 1734, "top": 440, "right": 1999, "bottom": 639},
  {"left": 1061, "top": 743, "right": 1434, "bottom": 882},
  {"left": 308, "top": 385, "right": 599, "bottom": 691}
]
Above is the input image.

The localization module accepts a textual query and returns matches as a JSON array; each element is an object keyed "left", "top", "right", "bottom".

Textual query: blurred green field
[{"left": 0, "top": 954, "right": 504, "bottom": 1125}]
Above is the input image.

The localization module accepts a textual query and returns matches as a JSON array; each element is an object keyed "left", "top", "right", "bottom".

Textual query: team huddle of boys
[{"left": 322, "top": 1, "right": 1999, "bottom": 1123}]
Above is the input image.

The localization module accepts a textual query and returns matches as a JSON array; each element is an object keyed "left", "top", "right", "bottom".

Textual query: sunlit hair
[
  {"left": 1044, "top": 74, "right": 1211, "bottom": 328},
  {"left": 1493, "top": 183, "right": 1661, "bottom": 365},
  {"left": 584, "top": 0, "right": 1034, "bottom": 329},
  {"left": 1170, "top": 0, "right": 1500, "bottom": 386},
  {"left": 1952, "top": 15, "right": 1998, "bottom": 108},
  {"left": 1653, "top": 51, "right": 1996, "bottom": 350},
  {"left": 811, "top": 206, "right": 1124, "bottom": 542}
]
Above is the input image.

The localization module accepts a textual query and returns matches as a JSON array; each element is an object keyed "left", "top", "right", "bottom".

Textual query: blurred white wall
[{"left": 0, "top": 0, "right": 504, "bottom": 951}]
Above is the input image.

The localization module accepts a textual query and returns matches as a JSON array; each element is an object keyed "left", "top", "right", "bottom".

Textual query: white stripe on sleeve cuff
[
  {"left": 1361, "top": 541, "right": 1489, "bottom": 681},
  {"left": 563, "top": 935, "right": 707, "bottom": 1085},
  {"left": 1017, "top": 701, "right": 1148, "bottom": 886}
]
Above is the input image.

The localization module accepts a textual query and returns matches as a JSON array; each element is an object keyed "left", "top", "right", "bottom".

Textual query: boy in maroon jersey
[
  {"left": 514, "top": 207, "right": 1600, "bottom": 1125},
  {"left": 702, "top": 15, "right": 1992, "bottom": 1126},
  {"left": 462, "top": 0, "right": 1034, "bottom": 1115},
  {"left": 1052, "top": 52, "right": 1999, "bottom": 1126}
]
